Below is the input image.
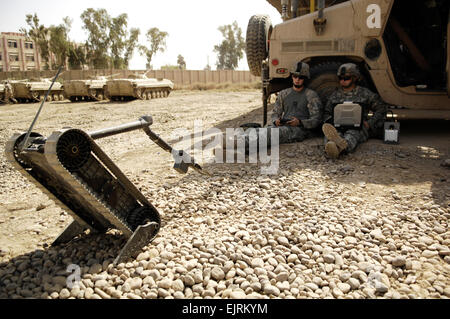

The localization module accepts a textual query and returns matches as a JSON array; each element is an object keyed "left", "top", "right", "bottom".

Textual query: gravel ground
[{"left": 0, "top": 90, "right": 449, "bottom": 299}]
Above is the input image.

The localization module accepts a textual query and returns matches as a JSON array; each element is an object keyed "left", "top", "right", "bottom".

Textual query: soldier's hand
[
  {"left": 275, "top": 119, "right": 281, "bottom": 126},
  {"left": 287, "top": 117, "right": 300, "bottom": 127},
  {"left": 363, "top": 121, "right": 370, "bottom": 129}
]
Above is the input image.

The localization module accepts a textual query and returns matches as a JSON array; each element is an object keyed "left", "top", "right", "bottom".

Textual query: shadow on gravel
[
  {"left": 167, "top": 104, "right": 450, "bottom": 209},
  {"left": 0, "top": 231, "right": 126, "bottom": 298}
]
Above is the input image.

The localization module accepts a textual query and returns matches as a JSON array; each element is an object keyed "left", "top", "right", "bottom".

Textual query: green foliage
[
  {"left": 139, "top": 28, "right": 168, "bottom": 70},
  {"left": 80, "top": 8, "right": 110, "bottom": 68},
  {"left": 177, "top": 54, "right": 186, "bottom": 70},
  {"left": 21, "top": 14, "right": 51, "bottom": 69},
  {"left": 21, "top": 14, "right": 75, "bottom": 70},
  {"left": 48, "top": 17, "right": 72, "bottom": 68},
  {"left": 214, "top": 21, "right": 245, "bottom": 70},
  {"left": 161, "top": 65, "right": 180, "bottom": 70},
  {"left": 68, "top": 43, "right": 87, "bottom": 70},
  {"left": 81, "top": 8, "right": 140, "bottom": 69}
]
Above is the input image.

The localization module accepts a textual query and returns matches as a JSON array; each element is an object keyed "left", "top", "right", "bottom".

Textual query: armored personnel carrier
[
  {"left": 248, "top": 0, "right": 450, "bottom": 122},
  {"left": 11, "top": 78, "right": 65, "bottom": 103},
  {"left": 64, "top": 76, "right": 108, "bottom": 102},
  {"left": 105, "top": 74, "right": 174, "bottom": 101}
]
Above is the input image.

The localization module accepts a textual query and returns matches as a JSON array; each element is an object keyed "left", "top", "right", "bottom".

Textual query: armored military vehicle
[
  {"left": 64, "top": 77, "right": 108, "bottom": 102},
  {"left": 247, "top": 0, "right": 449, "bottom": 123},
  {"left": 105, "top": 74, "right": 174, "bottom": 101},
  {"left": 11, "top": 78, "right": 65, "bottom": 103}
]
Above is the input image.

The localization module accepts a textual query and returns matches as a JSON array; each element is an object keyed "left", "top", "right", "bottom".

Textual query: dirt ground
[{"left": 0, "top": 90, "right": 449, "bottom": 291}]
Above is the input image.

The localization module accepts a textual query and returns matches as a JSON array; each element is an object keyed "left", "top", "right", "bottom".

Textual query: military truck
[
  {"left": 246, "top": 0, "right": 449, "bottom": 123},
  {"left": 105, "top": 74, "right": 174, "bottom": 101},
  {"left": 64, "top": 77, "right": 109, "bottom": 102},
  {"left": 11, "top": 78, "right": 65, "bottom": 103}
]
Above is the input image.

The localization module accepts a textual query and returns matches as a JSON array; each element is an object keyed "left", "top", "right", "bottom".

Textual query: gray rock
[
  {"left": 172, "top": 279, "right": 185, "bottom": 292},
  {"left": 392, "top": 256, "right": 406, "bottom": 267},
  {"left": 323, "top": 254, "right": 335, "bottom": 264},
  {"left": 211, "top": 267, "right": 225, "bottom": 281},
  {"left": 347, "top": 278, "right": 360, "bottom": 290},
  {"left": 263, "top": 285, "right": 280, "bottom": 296},
  {"left": 251, "top": 258, "right": 264, "bottom": 268}
]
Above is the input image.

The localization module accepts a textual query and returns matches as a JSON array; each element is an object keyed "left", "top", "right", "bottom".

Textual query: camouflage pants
[
  {"left": 324, "top": 127, "right": 369, "bottom": 153},
  {"left": 242, "top": 124, "right": 311, "bottom": 151}
]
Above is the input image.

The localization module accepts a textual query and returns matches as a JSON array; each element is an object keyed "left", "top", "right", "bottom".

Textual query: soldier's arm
[
  {"left": 366, "top": 90, "right": 387, "bottom": 129},
  {"left": 270, "top": 92, "right": 285, "bottom": 124},
  {"left": 301, "top": 90, "right": 323, "bottom": 129}
]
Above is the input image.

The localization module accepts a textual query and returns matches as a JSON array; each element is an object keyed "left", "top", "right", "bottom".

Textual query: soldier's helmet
[
  {"left": 337, "top": 63, "right": 360, "bottom": 78},
  {"left": 290, "top": 62, "right": 310, "bottom": 79}
]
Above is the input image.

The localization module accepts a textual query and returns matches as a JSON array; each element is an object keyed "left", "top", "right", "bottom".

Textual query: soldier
[
  {"left": 322, "top": 63, "right": 387, "bottom": 158},
  {"left": 3, "top": 81, "right": 17, "bottom": 104},
  {"left": 236, "top": 61, "right": 322, "bottom": 152}
]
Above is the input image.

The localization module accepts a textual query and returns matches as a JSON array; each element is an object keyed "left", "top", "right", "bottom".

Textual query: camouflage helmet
[
  {"left": 337, "top": 63, "right": 360, "bottom": 78},
  {"left": 290, "top": 61, "right": 310, "bottom": 79}
]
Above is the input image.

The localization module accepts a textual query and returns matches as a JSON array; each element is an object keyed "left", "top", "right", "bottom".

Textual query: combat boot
[
  {"left": 322, "top": 123, "right": 348, "bottom": 158},
  {"left": 324, "top": 141, "right": 340, "bottom": 159}
]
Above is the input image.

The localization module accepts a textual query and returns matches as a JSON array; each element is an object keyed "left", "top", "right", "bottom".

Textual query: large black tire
[
  {"left": 308, "top": 62, "right": 341, "bottom": 105},
  {"left": 246, "top": 15, "right": 272, "bottom": 77},
  {"left": 309, "top": 62, "right": 368, "bottom": 105}
]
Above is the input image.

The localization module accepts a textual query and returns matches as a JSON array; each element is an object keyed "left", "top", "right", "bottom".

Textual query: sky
[{"left": 0, "top": 0, "right": 282, "bottom": 70}]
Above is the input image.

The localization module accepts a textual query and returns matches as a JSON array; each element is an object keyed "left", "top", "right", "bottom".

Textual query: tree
[
  {"left": 109, "top": 14, "right": 140, "bottom": 69},
  {"left": 139, "top": 28, "right": 168, "bottom": 70},
  {"left": 123, "top": 28, "right": 140, "bottom": 68},
  {"left": 22, "top": 14, "right": 74, "bottom": 70},
  {"left": 80, "top": 8, "right": 111, "bottom": 69},
  {"left": 177, "top": 54, "right": 186, "bottom": 70},
  {"left": 21, "top": 14, "right": 51, "bottom": 69},
  {"left": 48, "top": 17, "right": 72, "bottom": 68},
  {"left": 214, "top": 21, "right": 245, "bottom": 70},
  {"left": 68, "top": 43, "right": 87, "bottom": 70},
  {"left": 81, "top": 9, "right": 140, "bottom": 69}
]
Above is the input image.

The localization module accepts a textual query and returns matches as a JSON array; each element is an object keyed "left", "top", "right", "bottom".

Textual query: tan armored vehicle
[
  {"left": 11, "top": 78, "right": 65, "bottom": 103},
  {"left": 64, "top": 76, "right": 109, "bottom": 102},
  {"left": 247, "top": 0, "right": 449, "bottom": 122},
  {"left": 105, "top": 74, "right": 174, "bottom": 101}
]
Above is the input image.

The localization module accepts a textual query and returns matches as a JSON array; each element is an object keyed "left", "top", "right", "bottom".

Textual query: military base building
[{"left": 0, "top": 32, "right": 43, "bottom": 72}]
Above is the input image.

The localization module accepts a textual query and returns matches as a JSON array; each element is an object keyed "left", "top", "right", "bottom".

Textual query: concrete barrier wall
[{"left": 0, "top": 69, "right": 260, "bottom": 84}]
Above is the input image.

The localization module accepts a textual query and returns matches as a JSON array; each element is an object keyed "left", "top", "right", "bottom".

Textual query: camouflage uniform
[
  {"left": 269, "top": 87, "right": 322, "bottom": 142},
  {"left": 323, "top": 85, "right": 387, "bottom": 152},
  {"left": 242, "top": 87, "right": 322, "bottom": 149}
]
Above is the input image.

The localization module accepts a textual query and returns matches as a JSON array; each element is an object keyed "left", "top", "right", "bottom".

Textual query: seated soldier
[
  {"left": 322, "top": 63, "right": 387, "bottom": 158},
  {"left": 236, "top": 62, "right": 322, "bottom": 152}
]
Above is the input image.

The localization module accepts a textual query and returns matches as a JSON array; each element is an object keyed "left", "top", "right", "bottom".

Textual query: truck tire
[
  {"left": 246, "top": 15, "right": 272, "bottom": 77},
  {"left": 309, "top": 62, "right": 368, "bottom": 104},
  {"left": 309, "top": 62, "right": 341, "bottom": 104}
]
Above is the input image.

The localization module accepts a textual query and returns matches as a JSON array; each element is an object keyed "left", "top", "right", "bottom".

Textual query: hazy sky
[{"left": 1, "top": 0, "right": 282, "bottom": 70}]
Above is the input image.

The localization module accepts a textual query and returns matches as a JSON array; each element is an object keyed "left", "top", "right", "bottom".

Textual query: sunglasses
[
  {"left": 338, "top": 76, "right": 352, "bottom": 81},
  {"left": 292, "top": 75, "right": 307, "bottom": 80}
]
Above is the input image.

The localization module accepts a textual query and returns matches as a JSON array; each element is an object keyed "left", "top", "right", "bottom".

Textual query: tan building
[{"left": 0, "top": 32, "right": 43, "bottom": 71}]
